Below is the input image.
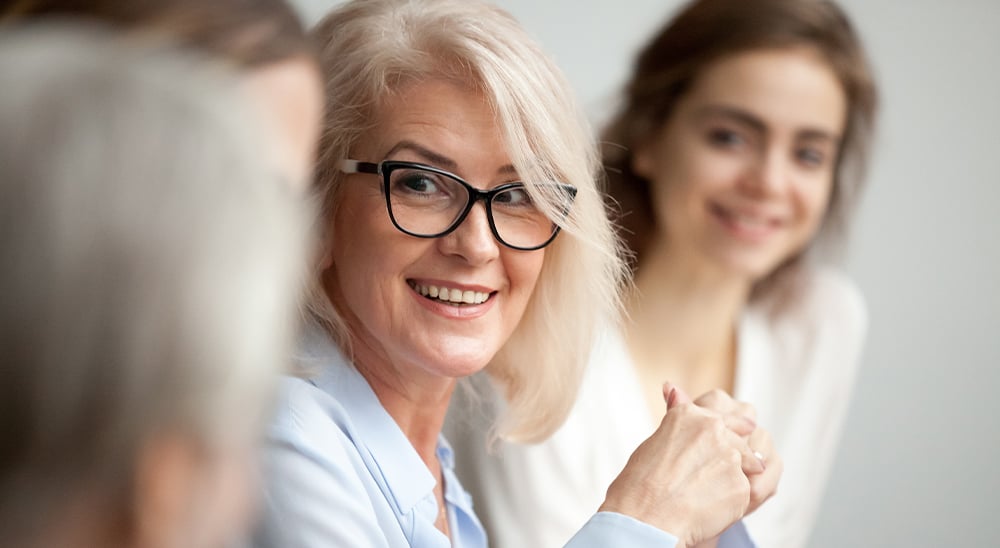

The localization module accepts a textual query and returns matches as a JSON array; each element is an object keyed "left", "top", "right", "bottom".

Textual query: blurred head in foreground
[
  {"left": 0, "top": 26, "right": 310, "bottom": 548},
  {"left": 2, "top": 0, "right": 324, "bottom": 189}
]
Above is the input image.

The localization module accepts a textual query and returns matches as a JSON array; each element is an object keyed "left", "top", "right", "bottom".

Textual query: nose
[
  {"left": 437, "top": 201, "right": 500, "bottom": 265},
  {"left": 741, "top": 148, "right": 788, "bottom": 197}
]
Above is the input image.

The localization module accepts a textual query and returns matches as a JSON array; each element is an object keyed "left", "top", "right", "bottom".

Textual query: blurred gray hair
[{"left": 0, "top": 24, "right": 311, "bottom": 539}]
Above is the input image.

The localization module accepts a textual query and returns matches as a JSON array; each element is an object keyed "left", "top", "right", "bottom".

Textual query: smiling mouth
[
  {"left": 710, "top": 203, "right": 781, "bottom": 233},
  {"left": 407, "top": 280, "right": 495, "bottom": 307}
]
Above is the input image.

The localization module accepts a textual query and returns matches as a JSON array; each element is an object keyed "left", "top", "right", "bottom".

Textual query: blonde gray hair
[
  {"left": 308, "top": 0, "right": 626, "bottom": 442},
  {"left": 0, "top": 26, "right": 310, "bottom": 541}
]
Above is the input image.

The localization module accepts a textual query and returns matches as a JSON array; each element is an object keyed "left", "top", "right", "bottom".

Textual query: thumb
[{"left": 662, "top": 382, "right": 693, "bottom": 410}]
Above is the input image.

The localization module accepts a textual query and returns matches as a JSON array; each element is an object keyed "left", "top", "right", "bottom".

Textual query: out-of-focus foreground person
[
  {"left": 252, "top": 1, "right": 775, "bottom": 547},
  {"left": 1, "top": 0, "right": 323, "bottom": 188},
  {"left": 448, "top": 0, "right": 878, "bottom": 547},
  {"left": 0, "top": 27, "right": 310, "bottom": 548}
]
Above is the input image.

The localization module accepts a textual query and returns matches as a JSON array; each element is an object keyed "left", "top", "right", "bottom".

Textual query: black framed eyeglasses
[{"left": 340, "top": 159, "right": 576, "bottom": 251}]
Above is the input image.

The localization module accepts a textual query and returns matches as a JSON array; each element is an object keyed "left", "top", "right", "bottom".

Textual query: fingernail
[
  {"left": 743, "top": 416, "right": 757, "bottom": 430},
  {"left": 754, "top": 451, "right": 766, "bottom": 471},
  {"left": 667, "top": 387, "right": 677, "bottom": 407}
]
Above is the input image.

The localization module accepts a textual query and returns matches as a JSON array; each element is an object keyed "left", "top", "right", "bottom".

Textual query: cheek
[
  {"left": 650, "top": 160, "right": 718, "bottom": 234},
  {"left": 795, "top": 176, "right": 836, "bottom": 231},
  {"left": 330, "top": 191, "right": 398, "bottom": 282},
  {"left": 653, "top": 142, "right": 743, "bottom": 214},
  {"left": 326, "top": 196, "right": 399, "bottom": 318},
  {"left": 504, "top": 250, "right": 545, "bottom": 310}
]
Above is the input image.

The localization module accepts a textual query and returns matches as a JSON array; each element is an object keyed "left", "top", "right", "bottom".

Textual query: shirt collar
[{"left": 298, "top": 322, "right": 438, "bottom": 515}]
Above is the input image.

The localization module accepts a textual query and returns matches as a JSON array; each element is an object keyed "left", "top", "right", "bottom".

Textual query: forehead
[
  {"left": 682, "top": 47, "right": 847, "bottom": 136},
  {"left": 355, "top": 78, "right": 513, "bottom": 176}
]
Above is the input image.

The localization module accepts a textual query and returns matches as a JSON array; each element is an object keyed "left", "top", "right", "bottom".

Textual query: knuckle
[
  {"left": 707, "top": 416, "right": 729, "bottom": 439},
  {"left": 704, "top": 388, "right": 727, "bottom": 404}
]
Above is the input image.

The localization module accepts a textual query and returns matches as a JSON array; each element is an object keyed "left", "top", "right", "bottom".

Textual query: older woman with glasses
[{"left": 252, "top": 1, "right": 778, "bottom": 547}]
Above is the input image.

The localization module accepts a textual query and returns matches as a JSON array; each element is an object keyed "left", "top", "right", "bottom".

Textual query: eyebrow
[
  {"left": 384, "top": 140, "right": 518, "bottom": 176},
  {"left": 696, "top": 105, "right": 841, "bottom": 143}
]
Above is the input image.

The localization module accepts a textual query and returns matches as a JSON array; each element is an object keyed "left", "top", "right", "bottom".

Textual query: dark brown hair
[
  {"left": 604, "top": 0, "right": 878, "bottom": 302},
  {"left": 2, "top": 0, "right": 313, "bottom": 69}
]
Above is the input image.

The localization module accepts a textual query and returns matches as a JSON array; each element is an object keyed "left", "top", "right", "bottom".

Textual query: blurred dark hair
[
  {"left": 2, "top": 0, "right": 313, "bottom": 69},
  {"left": 603, "top": 0, "right": 878, "bottom": 303}
]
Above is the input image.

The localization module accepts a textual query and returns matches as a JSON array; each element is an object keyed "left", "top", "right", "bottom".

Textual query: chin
[
  {"left": 710, "top": 249, "right": 785, "bottom": 282},
  {"left": 433, "top": 355, "right": 492, "bottom": 379},
  {"left": 420, "top": 337, "right": 499, "bottom": 379}
]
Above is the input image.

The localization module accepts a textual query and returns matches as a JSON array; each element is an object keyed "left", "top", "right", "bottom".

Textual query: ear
[
  {"left": 132, "top": 433, "right": 201, "bottom": 548},
  {"left": 317, "top": 205, "right": 338, "bottom": 272},
  {"left": 630, "top": 134, "right": 657, "bottom": 180}
]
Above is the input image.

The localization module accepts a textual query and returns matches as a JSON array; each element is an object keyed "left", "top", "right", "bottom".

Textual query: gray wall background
[{"left": 292, "top": 0, "right": 1000, "bottom": 544}]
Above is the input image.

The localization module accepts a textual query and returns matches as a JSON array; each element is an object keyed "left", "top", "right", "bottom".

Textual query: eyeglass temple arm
[{"left": 340, "top": 159, "right": 380, "bottom": 175}]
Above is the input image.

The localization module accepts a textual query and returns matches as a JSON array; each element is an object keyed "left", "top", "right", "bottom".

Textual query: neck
[
  {"left": 350, "top": 334, "right": 455, "bottom": 467},
  {"left": 626, "top": 236, "right": 751, "bottom": 392}
]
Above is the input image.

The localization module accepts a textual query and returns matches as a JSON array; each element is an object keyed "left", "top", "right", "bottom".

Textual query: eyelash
[
  {"left": 707, "top": 128, "right": 746, "bottom": 148},
  {"left": 795, "top": 147, "right": 826, "bottom": 168},
  {"left": 706, "top": 125, "right": 832, "bottom": 170}
]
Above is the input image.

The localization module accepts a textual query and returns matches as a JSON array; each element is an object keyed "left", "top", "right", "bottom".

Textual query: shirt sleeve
[
  {"left": 718, "top": 521, "right": 758, "bottom": 548},
  {"left": 565, "top": 512, "right": 679, "bottom": 548}
]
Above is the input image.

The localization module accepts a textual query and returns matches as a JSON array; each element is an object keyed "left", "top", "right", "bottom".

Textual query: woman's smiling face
[
  {"left": 322, "top": 79, "right": 546, "bottom": 382},
  {"left": 634, "top": 47, "right": 847, "bottom": 281}
]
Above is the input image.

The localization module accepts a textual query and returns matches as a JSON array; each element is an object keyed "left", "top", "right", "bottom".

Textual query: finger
[
  {"left": 662, "top": 382, "right": 693, "bottom": 410},
  {"left": 693, "top": 388, "right": 729, "bottom": 409},
  {"left": 735, "top": 400, "right": 757, "bottom": 423},
  {"left": 747, "top": 454, "right": 783, "bottom": 514},
  {"left": 747, "top": 428, "right": 774, "bottom": 462},
  {"left": 739, "top": 443, "right": 765, "bottom": 476},
  {"left": 692, "top": 390, "right": 757, "bottom": 435},
  {"left": 723, "top": 413, "right": 757, "bottom": 437}
]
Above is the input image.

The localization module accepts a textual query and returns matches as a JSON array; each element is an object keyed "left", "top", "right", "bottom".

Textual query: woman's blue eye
[
  {"left": 494, "top": 187, "right": 532, "bottom": 206},
  {"left": 796, "top": 147, "right": 826, "bottom": 168},
  {"left": 708, "top": 128, "right": 745, "bottom": 148},
  {"left": 400, "top": 174, "right": 439, "bottom": 193}
]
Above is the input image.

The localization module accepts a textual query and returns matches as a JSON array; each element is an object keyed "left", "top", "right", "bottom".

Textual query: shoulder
[
  {"left": 763, "top": 266, "right": 867, "bottom": 343},
  {"left": 267, "top": 375, "right": 362, "bottom": 471},
  {"left": 255, "top": 377, "right": 390, "bottom": 546},
  {"left": 271, "top": 376, "right": 344, "bottom": 433},
  {"left": 803, "top": 267, "right": 867, "bottom": 330},
  {"left": 749, "top": 267, "right": 868, "bottom": 379}
]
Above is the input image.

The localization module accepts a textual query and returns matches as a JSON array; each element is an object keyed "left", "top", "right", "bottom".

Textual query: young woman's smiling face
[
  {"left": 633, "top": 47, "right": 847, "bottom": 281},
  {"left": 323, "top": 79, "right": 545, "bottom": 383}
]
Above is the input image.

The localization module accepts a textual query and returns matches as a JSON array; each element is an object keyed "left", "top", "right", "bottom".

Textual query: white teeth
[
  {"left": 721, "top": 208, "right": 771, "bottom": 230},
  {"left": 735, "top": 216, "right": 764, "bottom": 228},
  {"left": 411, "top": 282, "right": 491, "bottom": 305}
]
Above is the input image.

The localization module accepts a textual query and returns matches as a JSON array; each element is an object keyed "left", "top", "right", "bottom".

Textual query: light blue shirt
[{"left": 252, "top": 325, "right": 753, "bottom": 547}]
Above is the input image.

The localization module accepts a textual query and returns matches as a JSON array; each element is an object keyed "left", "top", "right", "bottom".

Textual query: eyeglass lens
[{"left": 386, "top": 165, "right": 557, "bottom": 249}]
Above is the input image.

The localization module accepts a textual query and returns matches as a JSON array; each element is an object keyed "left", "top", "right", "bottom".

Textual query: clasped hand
[{"left": 600, "top": 383, "right": 782, "bottom": 548}]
